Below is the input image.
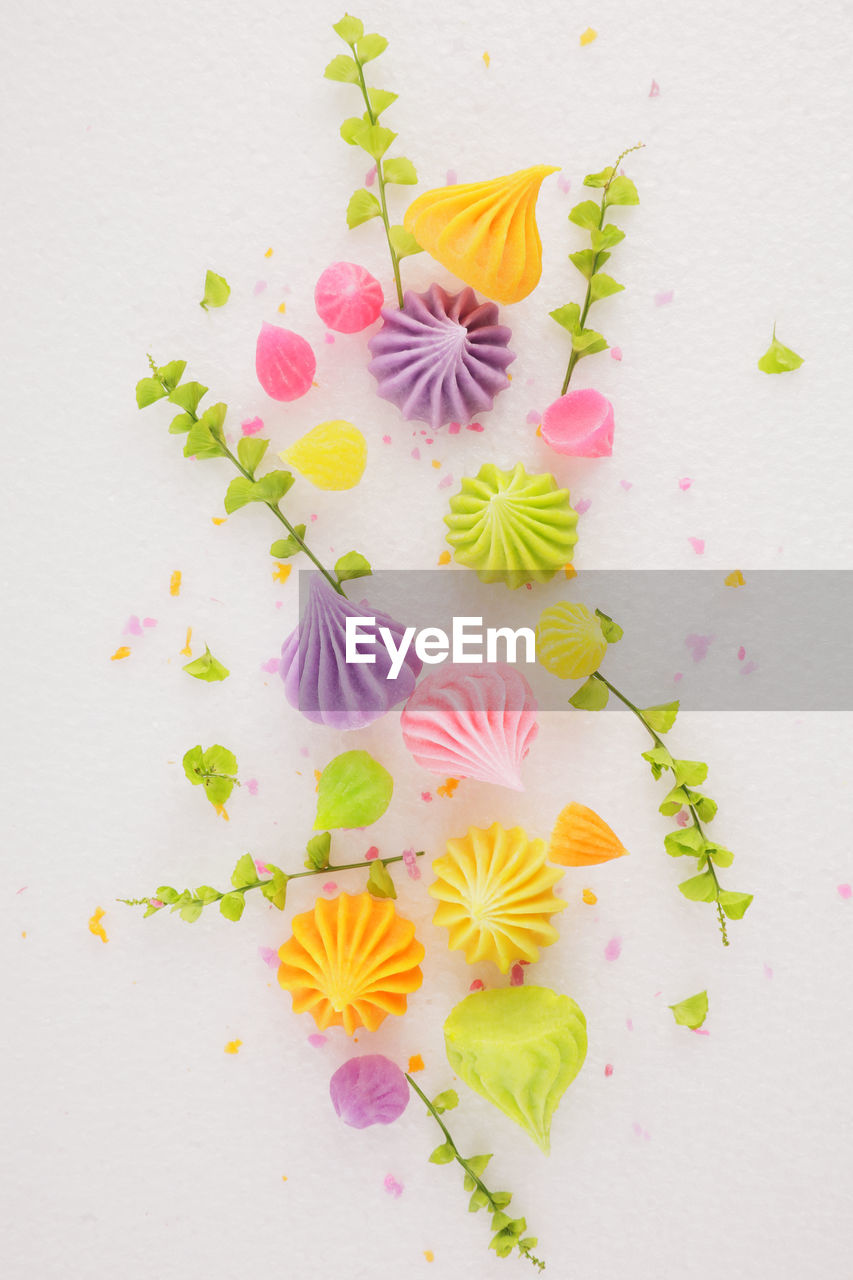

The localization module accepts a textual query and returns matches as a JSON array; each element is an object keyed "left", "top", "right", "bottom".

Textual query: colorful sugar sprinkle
[
  {"left": 169, "top": 570, "right": 182, "bottom": 596},
  {"left": 384, "top": 1174, "right": 404, "bottom": 1198},
  {"left": 408, "top": 1054, "right": 425, "bottom": 1073},
  {"left": 88, "top": 907, "right": 108, "bottom": 943},
  {"left": 224, "top": 1039, "right": 242, "bottom": 1054},
  {"left": 604, "top": 936, "right": 622, "bottom": 961}
]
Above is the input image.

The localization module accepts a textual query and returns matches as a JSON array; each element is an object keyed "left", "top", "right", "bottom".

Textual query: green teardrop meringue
[
  {"left": 444, "top": 985, "right": 587, "bottom": 1154},
  {"left": 444, "top": 462, "right": 578, "bottom": 589}
]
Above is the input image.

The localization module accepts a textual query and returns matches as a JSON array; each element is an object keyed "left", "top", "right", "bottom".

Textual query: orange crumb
[
  {"left": 169, "top": 570, "right": 182, "bottom": 596},
  {"left": 110, "top": 646, "right": 131, "bottom": 661},
  {"left": 311, "top": 380, "right": 319, "bottom": 388},
  {"left": 438, "top": 550, "right": 451, "bottom": 566},
  {"left": 564, "top": 564, "right": 577, "bottom": 579},
  {"left": 180, "top": 627, "right": 193, "bottom": 657},
  {"left": 281, "top": 1175, "right": 288, "bottom": 1182},
  {"left": 507, "top": 373, "right": 512, "bottom": 382},
  {"left": 725, "top": 570, "right": 745, "bottom": 587},
  {"left": 431, "top": 459, "right": 441, "bottom": 469},
  {"left": 273, "top": 564, "right": 292, "bottom": 584},
  {"left": 482, "top": 51, "right": 490, "bottom": 67},
  {"left": 314, "top": 769, "right": 322, "bottom": 790},
  {"left": 424, "top": 1251, "right": 434, "bottom": 1263},
  {"left": 211, "top": 516, "right": 227, "bottom": 526},
  {"left": 436, "top": 777, "right": 459, "bottom": 798},
  {"left": 408, "top": 1054, "right": 425, "bottom": 1073},
  {"left": 88, "top": 907, "right": 108, "bottom": 943},
  {"left": 580, "top": 26, "right": 598, "bottom": 45},
  {"left": 264, "top": 247, "right": 274, "bottom": 258},
  {"left": 213, "top": 803, "right": 230, "bottom": 822},
  {"left": 21, "top": 931, "right": 26, "bottom": 938},
  {"left": 224, "top": 1039, "right": 242, "bottom": 1054},
  {"left": 278, "top": 302, "right": 287, "bottom": 314},
  {"left": 582, "top": 888, "right": 598, "bottom": 905},
  {"left": 535, "top": 422, "right": 542, "bottom": 436}
]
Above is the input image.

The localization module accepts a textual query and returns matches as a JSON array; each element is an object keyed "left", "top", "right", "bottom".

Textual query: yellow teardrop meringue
[
  {"left": 429, "top": 823, "right": 566, "bottom": 972},
  {"left": 535, "top": 601, "right": 608, "bottom": 679},
  {"left": 280, "top": 419, "right": 367, "bottom": 490},
  {"left": 403, "top": 165, "right": 559, "bottom": 304},
  {"left": 548, "top": 802, "right": 629, "bottom": 866}
]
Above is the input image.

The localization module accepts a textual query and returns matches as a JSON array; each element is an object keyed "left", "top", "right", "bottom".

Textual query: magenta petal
[
  {"left": 255, "top": 322, "right": 316, "bottom": 402},
  {"left": 541, "top": 388, "right": 615, "bottom": 457},
  {"left": 330, "top": 1055, "right": 409, "bottom": 1128}
]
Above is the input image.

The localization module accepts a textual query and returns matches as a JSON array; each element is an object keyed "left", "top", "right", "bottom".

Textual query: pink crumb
[
  {"left": 509, "top": 963, "right": 525, "bottom": 986},
  {"left": 255, "top": 860, "right": 270, "bottom": 875},
  {"left": 838, "top": 884, "right": 852, "bottom": 900},
  {"left": 558, "top": 174, "right": 571, "bottom": 194},
  {"left": 123, "top": 615, "right": 143, "bottom": 635},
  {"left": 322, "top": 881, "right": 337, "bottom": 894},
  {"left": 261, "top": 657, "right": 281, "bottom": 673},
  {"left": 469, "top": 979, "right": 485, "bottom": 992},
  {"left": 678, "top": 477, "right": 693, "bottom": 490},
  {"left": 448, "top": 422, "right": 461, "bottom": 435},
  {"left": 575, "top": 498, "right": 591, "bottom": 515},
  {"left": 610, "top": 346, "right": 623, "bottom": 361},
  {"left": 674, "top": 672, "right": 683, "bottom": 683},
  {"left": 384, "top": 1175, "right": 404, "bottom": 1198},
  {"left": 675, "top": 810, "right": 690, "bottom": 828},
  {"left": 685, "top": 633, "right": 713, "bottom": 662},
  {"left": 446, "top": 168, "right": 458, "bottom": 185},
  {"left": 382, "top": 434, "right": 392, "bottom": 444},
  {"left": 365, "top": 165, "right": 377, "bottom": 186},
  {"left": 438, "top": 474, "right": 453, "bottom": 489},
  {"left": 764, "top": 963, "right": 774, "bottom": 979},
  {"left": 365, "top": 846, "right": 379, "bottom": 861},
  {"left": 654, "top": 290, "right": 674, "bottom": 306},
  {"left": 324, "top": 332, "right": 335, "bottom": 344},
  {"left": 692, "top": 1028, "right": 711, "bottom": 1037},
  {"left": 620, "top": 480, "right": 633, "bottom": 492},
  {"left": 253, "top": 281, "right": 267, "bottom": 296},
  {"left": 526, "top": 409, "right": 541, "bottom": 424},
  {"left": 308, "top": 1034, "right": 327, "bottom": 1048},
  {"left": 466, "top": 422, "right": 484, "bottom": 432},
  {"left": 245, "top": 779, "right": 259, "bottom": 796},
  {"left": 738, "top": 646, "right": 746, "bottom": 661},
  {"left": 688, "top": 537, "right": 705, "bottom": 555},
  {"left": 143, "top": 617, "right": 157, "bottom": 628},
  {"left": 258, "top": 946, "right": 279, "bottom": 969},
  {"left": 605, "top": 936, "right": 622, "bottom": 962},
  {"left": 299, "top": 746, "right": 310, "bottom": 758},
  {"left": 241, "top": 417, "right": 264, "bottom": 436},
  {"left": 741, "top": 661, "right": 757, "bottom": 675},
  {"left": 411, "top": 448, "right": 420, "bottom": 460},
  {"left": 649, "top": 79, "right": 660, "bottom": 97},
  {"left": 605, "top": 1063, "right": 614, "bottom": 1077},
  {"left": 626, "top": 1018, "right": 634, "bottom": 1031},
  {"left": 421, "top": 791, "right": 433, "bottom": 803},
  {"left": 402, "top": 848, "right": 421, "bottom": 881}
]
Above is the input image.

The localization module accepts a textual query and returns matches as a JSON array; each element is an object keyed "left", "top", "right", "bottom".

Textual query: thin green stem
[
  {"left": 591, "top": 671, "right": 729, "bottom": 945},
  {"left": 406, "top": 1074, "right": 545, "bottom": 1271},
  {"left": 349, "top": 42, "right": 404, "bottom": 307}
]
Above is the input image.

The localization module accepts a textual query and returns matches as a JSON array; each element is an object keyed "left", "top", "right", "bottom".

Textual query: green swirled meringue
[
  {"left": 444, "top": 985, "right": 588, "bottom": 1154},
  {"left": 444, "top": 462, "right": 578, "bottom": 588}
]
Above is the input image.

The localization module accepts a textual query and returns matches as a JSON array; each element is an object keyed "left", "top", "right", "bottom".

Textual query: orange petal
[{"left": 548, "top": 803, "right": 629, "bottom": 866}]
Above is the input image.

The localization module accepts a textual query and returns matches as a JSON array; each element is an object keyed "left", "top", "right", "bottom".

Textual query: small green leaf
[
  {"left": 356, "top": 33, "right": 388, "bottom": 62},
  {"left": 346, "top": 188, "right": 382, "bottom": 228},
  {"left": 270, "top": 527, "right": 307, "bottom": 558},
  {"left": 184, "top": 403, "right": 227, "bottom": 459},
  {"left": 569, "top": 677, "right": 609, "bottom": 710},
  {"left": 758, "top": 329, "right": 804, "bottom": 374},
  {"left": 584, "top": 167, "right": 615, "bottom": 188},
  {"left": 463, "top": 1155, "right": 492, "bottom": 1190},
  {"left": 490, "top": 1211, "right": 512, "bottom": 1233},
  {"left": 690, "top": 792, "right": 718, "bottom": 823},
  {"left": 237, "top": 436, "right": 269, "bottom": 475},
  {"left": 260, "top": 867, "right": 288, "bottom": 911},
  {"left": 204, "top": 774, "right": 234, "bottom": 806},
  {"left": 180, "top": 899, "right": 204, "bottom": 923},
  {"left": 182, "top": 645, "right": 230, "bottom": 683},
  {"left": 182, "top": 746, "right": 205, "bottom": 784},
  {"left": 549, "top": 302, "right": 581, "bottom": 334},
  {"left": 169, "top": 890, "right": 192, "bottom": 913},
  {"left": 672, "top": 759, "right": 708, "bottom": 787},
  {"left": 605, "top": 175, "right": 639, "bottom": 206},
  {"left": 136, "top": 377, "right": 166, "bottom": 409},
  {"left": 669, "top": 990, "right": 708, "bottom": 1029},
  {"left": 200, "top": 270, "right": 230, "bottom": 310},
  {"left": 718, "top": 890, "right": 753, "bottom": 920},
  {"left": 203, "top": 744, "right": 237, "bottom": 776},
  {"left": 231, "top": 854, "right": 258, "bottom": 890},
  {"left": 157, "top": 360, "right": 186, "bottom": 391},
  {"left": 252, "top": 470, "right": 295, "bottom": 504},
  {"left": 224, "top": 477, "right": 256, "bottom": 513},
  {"left": 388, "top": 224, "right": 422, "bottom": 258},
  {"left": 340, "top": 117, "right": 370, "bottom": 147},
  {"left": 568, "top": 200, "right": 601, "bottom": 230},
  {"left": 332, "top": 14, "right": 363, "bottom": 42},
  {"left": 568, "top": 248, "right": 599, "bottom": 279},
  {"left": 595, "top": 608, "right": 623, "bottom": 644},
  {"left": 304, "top": 831, "right": 331, "bottom": 871},
  {"left": 572, "top": 327, "right": 608, "bottom": 355},
  {"left": 315, "top": 749, "right": 393, "bottom": 830},
  {"left": 678, "top": 872, "right": 717, "bottom": 903},
  {"left": 468, "top": 1188, "right": 490, "bottom": 1212},
  {"left": 589, "top": 272, "right": 625, "bottom": 303},
  {"left": 324, "top": 54, "right": 360, "bottom": 83},
  {"left": 195, "top": 885, "right": 220, "bottom": 904},
  {"left": 591, "top": 224, "right": 625, "bottom": 252},
  {"left": 428, "top": 1142, "right": 455, "bottom": 1165},
  {"left": 432, "top": 1090, "right": 459, "bottom": 1114},
  {"left": 168, "top": 412, "right": 194, "bottom": 434},
  {"left": 642, "top": 744, "right": 674, "bottom": 779},
  {"left": 491, "top": 1192, "right": 513, "bottom": 1209},
  {"left": 368, "top": 87, "right": 397, "bottom": 115},
  {"left": 659, "top": 785, "right": 689, "bottom": 817},
  {"left": 663, "top": 827, "right": 704, "bottom": 857},
  {"left": 335, "top": 550, "right": 372, "bottom": 582},
  {"left": 219, "top": 892, "right": 245, "bottom": 922},
  {"left": 707, "top": 843, "right": 734, "bottom": 868},
  {"left": 360, "top": 123, "right": 396, "bottom": 159},
  {"left": 366, "top": 859, "right": 396, "bottom": 899},
  {"left": 520, "top": 1238, "right": 538, "bottom": 1251},
  {"left": 383, "top": 156, "right": 418, "bottom": 184},
  {"left": 156, "top": 886, "right": 179, "bottom": 904},
  {"left": 490, "top": 1234, "right": 514, "bottom": 1259},
  {"left": 642, "top": 700, "right": 679, "bottom": 733}
]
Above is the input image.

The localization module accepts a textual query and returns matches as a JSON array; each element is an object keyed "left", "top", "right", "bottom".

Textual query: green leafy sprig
[
  {"left": 119, "top": 846, "right": 426, "bottom": 923},
  {"left": 757, "top": 325, "right": 804, "bottom": 374},
  {"left": 136, "top": 357, "right": 372, "bottom": 596},
  {"left": 551, "top": 144, "right": 644, "bottom": 395},
  {"left": 406, "top": 1074, "right": 545, "bottom": 1270},
  {"left": 183, "top": 743, "right": 239, "bottom": 809},
  {"left": 568, "top": 624, "right": 752, "bottom": 946},
  {"left": 325, "top": 14, "right": 423, "bottom": 307}
]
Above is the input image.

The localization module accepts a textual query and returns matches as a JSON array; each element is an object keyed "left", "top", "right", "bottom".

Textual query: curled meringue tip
[
  {"left": 404, "top": 165, "right": 559, "bottom": 304},
  {"left": 367, "top": 283, "right": 514, "bottom": 430},
  {"left": 541, "top": 388, "right": 615, "bottom": 458}
]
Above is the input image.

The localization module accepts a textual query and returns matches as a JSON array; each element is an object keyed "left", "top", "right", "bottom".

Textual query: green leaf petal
[
  {"left": 383, "top": 156, "right": 418, "bottom": 184},
  {"left": 182, "top": 645, "right": 230, "bottom": 683},
  {"left": 490, "top": 1211, "right": 512, "bottom": 1233},
  {"left": 568, "top": 200, "right": 601, "bottom": 230},
  {"left": 252, "top": 469, "right": 295, "bottom": 504},
  {"left": 203, "top": 744, "right": 237, "bottom": 776},
  {"left": 605, "top": 176, "right": 639, "bottom": 206},
  {"left": 595, "top": 608, "right": 623, "bottom": 644},
  {"left": 324, "top": 53, "right": 360, "bottom": 83},
  {"left": 314, "top": 749, "right": 394, "bottom": 830},
  {"left": 428, "top": 1142, "right": 455, "bottom": 1165},
  {"left": 219, "top": 892, "right": 245, "bottom": 922},
  {"left": 333, "top": 15, "right": 364, "bottom": 42},
  {"left": 304, "top": 831, "right": 331, "bottom": 871},
  {"left": 589, "top": 272, "right": 625, "bottom": 303},
  {"left": 678, "top": 872, "right": 717, "bottom": 903},
  {"left": 270, "top": 526, "right": 307, "bottom": 558},
  {"left": 758, "top": 330, "right": 804, "bottom": 374},
  {"left": 260, "top": 868, "right": 288, "bottom": 911},
  {"left": 642, "top": 700, "right": 679, "bottom": 733},
  {"left": 669, "top": 990, "right": 708, "bottom": 1029},
  {"left": 231, "top": 853, "right": 259, "bottom": 890},
  {"left": 157, "top": 360, "right": 186, "bottom": 391},
  {"left": 340, "top": 117, "right": 370, "bottom": 147},
  {"left": 195, "top": 885, "right": 220, "bottom": 904},
  {"left": 568, "top": 248, "right": 599, "bottom": 279},
  {"left": 182, "top": 746, "right": 204, "bottom": 784},
  {"left": 707, "top": 842, "right": 734, "bottom": 868},
  {"left": 346, "top": 188, "right": 382, "bottom": 228},
  {"left": 691, "top": 792, "right": 718, "bottom": 823},
  {"left": 237, "top": 436, "right": 269, "bottom": 475},
  {"left": 356, "top": 33, "right": 388, "bottom": 62},
  {"left": 571, "top": 327, "right": 608, "bottom": 355},
  {"left": 591, "top": 224, "right": 625, "bottom": 252},
  {"left": 463, "top": 1155, "right": 492, "bottom": 1191},
  {"left": 335, "top": 550, "right": 372, "bottom": 582},
  {"left": 200, "top": 270, "right": 230, "bottom": 310},
  {"left": 224, "top": 477, "right": 255, "bottom": 513},
  {"left": 156, "top": 886, "right": 179, "bottom": 904},
  {"left": 659, "top": 785, "right": 689, "bottom": 817},
  {"left": 432, "top": 1089, "right": 459, "bottom": 1114},
  {"left": 136, "top": 377, "right": 166, "bottom": 409},
  {"left": 204, "top": 775, "right": 234, "bottom": 806},
  {"left": 491, "top": 1192, "right": 513, "bottom": 1209},
  {"left": 168, "top": 380, "right": 207, "bottom": 413},
  {"left": 184, "top": 403, "right": 227, "bottom": 459},
  {"left": 663, "top": 826, "right": 704, "bottom": 857},
  {"left": 179, "top": 900, "right": 203, "bottom": 923},
  {"left": 672, "top": 759, "right": 708, "bottom": 787},
  {"left": 468, "top": 1188, "right": 490, "bottom": 1212},
  {"left": 583, "top": 167, "right": 615, "bottom": 188},
  {"left": 168, "top": 413, "right": 194, "bottom": 435},
  {"left": 642, "top": 744, "right": 674, "bottom": 779},
  {"left": 360, "top": 123, "right": 396, "bottom": 159},
  {"left": 569, "top": 677, "right": 609, "bottom": 710},
  {"left": 549, "top": 302, "right": 581, "bottom": 334},
  {"left": 718, "top": 890, "right": 753, "bottom": 920},
  {"left": 388, "top": 224, "right": 423, "bottom": 258},
  {"left": 368, "top": 87, "right": 397, "bottom": 115},
  {"left": 366, "top": 859, "right": 396, "bottom": 899}
]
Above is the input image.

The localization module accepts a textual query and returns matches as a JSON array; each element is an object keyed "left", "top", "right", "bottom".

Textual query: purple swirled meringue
[
  {"left": 367, "top": 284, "right": 515, "bottom": 429},
  {"left": 280, "top": 577, "right": 422, "bottom": 730}
]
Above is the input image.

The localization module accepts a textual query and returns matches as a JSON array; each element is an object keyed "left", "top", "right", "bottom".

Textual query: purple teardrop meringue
[
  {"left": 280, "top": 577, "right": 422, "bottom": 730},
  {"left": 329, "top": 1055, "right": 410, "bottom": 1129},
  {"left": 367, "top": 284, "right": 515, "bottom": 429}
]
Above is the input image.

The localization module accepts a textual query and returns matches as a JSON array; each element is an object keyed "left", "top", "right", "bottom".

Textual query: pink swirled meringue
[
  {"left": 400, "top": 663, "right": 538, "bottom": 790},
  {"left": 280, "top": 577, "right": 422, "bottom": 730},
  {"left": 367, "top": 284, "right": 514, "bottom": 429}
]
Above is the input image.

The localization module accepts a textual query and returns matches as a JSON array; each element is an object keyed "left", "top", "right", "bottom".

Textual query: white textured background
[{"left": 3, "top": 1, "right": 853, "bottom": 1277}]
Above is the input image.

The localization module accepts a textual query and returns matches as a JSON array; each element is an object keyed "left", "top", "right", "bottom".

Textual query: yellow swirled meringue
[{"left": 535, "top": 601, "right": 607, "bottom": 679}]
